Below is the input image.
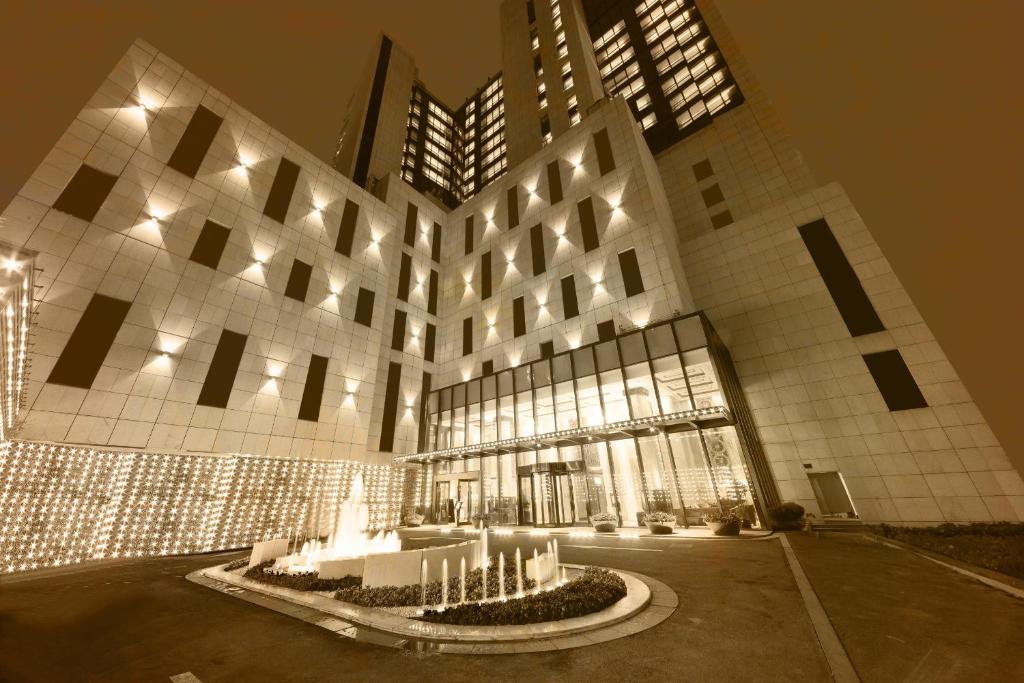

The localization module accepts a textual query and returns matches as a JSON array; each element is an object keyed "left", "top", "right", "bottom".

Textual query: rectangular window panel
[
  {"left": 52, "top": 164, "right": 118, "bottom": 222},
  {"left": 378, "top": 361, "right": 402, "bottom": 452},
  {"left": 354, "top": 287, "right": 375, "bottom": 327},
  {"left": 530, "top": 224, "right": 546, "bottom": 276},
  {"left": 481, "top": 251, "right": 492, "bottom": 300},
  {"left": 263, "top": 158, "right": 300, "bottom": 223},
  {"left": 507, "top": 185, "right": 519, "bottom": 228},
  {"left": 47, "top": 294, "right": 131, "bottom": 389},
  {"left": 593, "top": 128, "right": 616, "bottom": 176},
  {"left": 798, "top": 218, "right": 885, "bottom": 337},
  {"left": 513, "top": 296, "right": 526, "bottom": 337},
  {"left": 463, "top": 316, "right": 473, "bottom": 356},
  {"left": 482, "top": 359, "right": 494, "bottom": 376},
  {"left": 431, "top": 222, "right": 442, "bottom": 263},
  {"left": 540, "top": 341, "right": 554, "bottom": 359},
  {"left": 397, "top": 252, "right": 412, "bottom": 302},
  {"left": 297, "top": 354, "right": 328, "bottom": 422},
  {"left": 863, "top": 350, "right": 927, "bottom": 411},
  {"left": 578, "top": 197, "right": 600, "bottom": 252},
  {"left": 391, "top": 309, "right": 407, "bottom": 351},
  {"left": 189, "top": 219, "right": 230, "bottom": 270},
  {"left": 597, "top": 319, "right": 616, "bottom": 341},
  {"left": 618, "top": 248, "right": 645, "bottom": 297},
  {"left": 404, "top": 202, "right": 418, "bottom": 247},
  {"left": 197, "top": 329, "right": 248, "bottom": 408},
  {"left": 335, "top": 199, "right": 359, "bottom": 257},
  {"left": 424, "top": 323, "right": 436, "bottom": 362},
  {"left": 561, "top": 275, "right": 579, "bottom": 319},
  {"left": 547, "top": 159, "right": 563, "bottom": 204},
  {"left": 465, "top": 215, "right": 474, "bottom": 255},
  {"left": 166, "top": 105, "right": 223, "bottom": 178},
  {"left": 428, "top": 270, "right": 439, "bottom": 316},
  {"left": 284, "top": 258, "right": 312, "bottom": 302}
]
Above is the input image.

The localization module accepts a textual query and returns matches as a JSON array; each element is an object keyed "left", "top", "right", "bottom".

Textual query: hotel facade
[{"left": 1, "top": 0, "right": 1020, "bottom": 572}]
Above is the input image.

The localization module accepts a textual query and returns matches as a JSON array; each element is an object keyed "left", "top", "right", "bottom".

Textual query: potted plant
[
  {"left": 645, "top": 511, "right": 677, "bottom": 535},
  {"left": 768, "top": 502, "right": 806, "bottom": 531},
  {"left": 590, "top": 512, "right": 618, "bottom": 533},
  {"left": 703, "top": 510, "right": 741, "bottom": 536},
  {"left": 471, "top": 512, "right": 493, "bottom": 528},
  {"left": 404, "top": 511, "right": 425, "bottom": 527}
]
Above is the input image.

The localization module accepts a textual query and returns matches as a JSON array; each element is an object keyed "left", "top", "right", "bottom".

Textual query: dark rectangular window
[
  {"left": 335, "top": 199, "right": 359, "bottom": 257},
  {"left": 465, "top": 215, "right": 474, "bottom": 255},
  {"left": 799, "top": 218, "right": 885, "bottom": 337},
  {"left": 578, "top": 197, "right": 600, "bottom": 252},
  {"left": 428, "top": 270, "right": 439, "bottom": 316},
  {"left": 547, "top": 160, "right": 563, "bottom": 204},
  {"left": 47, "top": 294, "right": 131, "bottom": 389},
  {"left": 618, "top": 249, "right": 645, "bottom": 297},
  {"left": 354, "top": 36, "right": 392, "bottom": 187},
  {"left": 593, "top": 128, "right": 616, "bottom": 176},
  {"left": 53, "top": 164, "right": 118, "bottom": 222},
  {"left": 378, "top": 361, "right": 402, "bottom": 452},
  {"left": 424, "top": 323, "right": 436, "bottom": 362},
  {"left": 539, "top": 341, "right": 554, "bottom": 359},
  {"left": 189, "top": 219, "right": 230, "bottom": 270},
  {"left": 513, "top": 296, "right": 526, "bottom": 337},
  {"left": 481, "top": 251, "right": 492, "bottom": 300},
  {"left": 397, "top": 252, "right": 412, "bottom": 302},
  {"left": 297, "top": 354, "right": 328, "bottom": 422},
  {"left": 597, "top": 320, "right": 616, "bottom": 341},
  {"left": 354, "top": 287, "right": 375, "bottom": 327},
  {"left": 431, "top": 222, "right": 442, "bottom": 263},
  {"left": 391, "top": 309, "right": 407, "bottom": 351},
  {"left": 507, "top": 185, "right": 519, "bottom": 228},
  {"left": 197, "top": 329, "right": 247, "bottom": 408},
  {"left": 530, "top": 224, "right": 546, "bottom": 276},
  {"left": 711, "top": 209, "right": 733, "bottom": 229},
  {"left": 166, "top": 105, "right": 223, "bottom": 178},
  {"left": 482, "top": 359, "right": 494, "bottom": 376},
  {"left": 263, "top": 158, "right": 300, "bottom": 223},
  {"left": 863, "top": 350, "right": 927, "bottom": 411},
  {"left": 463, "top": 317, "right": 473, "bottom": 356},
  {"left": 526, "top": 0, "right": 536, "bottom": 24},
  {"left": 404, "top": 202, "right": 418, "bottom": 247},
  {"left": 701, "top": 183, "right": 725, "bottom": 208},
  {"left": 561, "top": 275, "right": 579, "bottom": 319},
  {"left": 692, "top": 159, "right": 714, "bottom": 181},
  {"left": 284, "top": 259, "right": 312, "bottom": 302}
]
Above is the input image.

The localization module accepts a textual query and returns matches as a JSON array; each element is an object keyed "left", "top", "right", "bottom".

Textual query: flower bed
[
  {"left": 419, "top": 566, "right": 627, "bottom": 625},
  {"left": 243, "top": 561, "right": 361, "bottom": 591},
  {"left": 872, "top": 523, "right": 1024, "bottom": 580},
  {"left": 335, "top": 554, "right": 534, "bottom": 608},
  {"left": 223, "top": 557, "right": 250, "bottom": 572}
]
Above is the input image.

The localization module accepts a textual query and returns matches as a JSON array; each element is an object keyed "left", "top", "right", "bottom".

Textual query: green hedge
[
  {"left": 873, "top": 523, "right": 1024, "bottom": 580},
  {"left": 244, "top": 561, "right": 361, "bottom": 591},
  {"left": 335, "top": 554, "right": 534, "bottom": 608},
  {"left": 223, "top": 557, "right": 249, "bottom": 571},
  {"left": 419, "top": 566, "right": 626, "bottom": 626}
]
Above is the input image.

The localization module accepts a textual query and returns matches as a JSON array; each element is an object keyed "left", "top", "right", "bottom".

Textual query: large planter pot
[
  {"left": 646, "top": 522, "right": 675, "bottom": 535},
  {"left": 592, "top": 521, "right": 617, "bottom": 533},
  {"left": 707, "top": 519, "right": 741, "bottom": 536},
  {"left": 404, "top": 514, "right": 424, "bottom": 527}
]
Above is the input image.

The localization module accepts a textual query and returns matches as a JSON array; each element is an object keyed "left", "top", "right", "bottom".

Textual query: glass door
[
  {"left": 434, "top": 481, "right": 451, "bottom": 524},
  {"left": 457, "top": 479, "right": 479, "bottom": 524},
  {"left": 518, "top": 475, "right": 534, "bottom": 524}
]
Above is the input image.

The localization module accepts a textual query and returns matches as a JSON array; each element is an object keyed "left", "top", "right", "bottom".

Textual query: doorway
[
  {"left": 433, "top": 475, "right": 480, "bottom": 525},
  {"left": 807, "top": 471, "right": 857, "bottom": 517},
  {"left": 517, "top": 461, "right": 586, "bottom": 527}
]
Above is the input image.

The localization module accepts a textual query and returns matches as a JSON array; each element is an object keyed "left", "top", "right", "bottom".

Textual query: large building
[{"left": 1, "top": 0, "right": 1020, "bottom": 572}]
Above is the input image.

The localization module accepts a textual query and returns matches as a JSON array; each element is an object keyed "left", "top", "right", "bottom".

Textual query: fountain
[
  {"left": 498, "top": 552, "right": 506, "bottom": 600},
  {"left": 479, "top": 521, "right": 489, "bottom": 568},
  {"left": 515, "top": 547, "right": 523, "bottom": 596},
  {"left": 482, "top": 561, "right": 488, "bottom": 601},
  {"left": 441, "top": 558, "right": 449, "bottom": 609},
  {"left": 420, "top": 558, "right": 427, "bottom": 607},
  {"left": 460, "top": 557, "right": 466, "bottom": 604}
]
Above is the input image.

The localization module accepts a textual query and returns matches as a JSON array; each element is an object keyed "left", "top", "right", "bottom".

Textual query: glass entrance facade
[{"left": 406, "top": 313, "right": 774, "bottom": 528}]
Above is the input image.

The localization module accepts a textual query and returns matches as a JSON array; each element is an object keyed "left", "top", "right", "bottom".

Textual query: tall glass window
[
  {"left": 684, "top": 348, "right": 723, "bottom": 409},
  {"left": 624, "top": 362, "right": 658, "bottom": 417},
  {"left": 703, "top": 426, "right": 754, "bottom": 511},
  {"left": 426, "top": 391, "right": 439, "bottom": 449},
  {"left": 515, "top": 365, "right": 534, "bottom": 437},
  {"left": 577, "top": 375, "right": 602, "bottom": 426},
  {"left": 498, "top": 370, "right": 514, "bottom": 439},
  {"left": 438, "top": 388, "right": 452, "bottom": 449},
  {"left": 609, "top": 440, "right": 645, "bottom": 525},
  {"left": 453, "top": 383, "right": 466, "bottom": 447},
  {"left": 482, "top": 455, "right": 499, "bottom": 515},
  {"left": 498, "top": 453, "right": 518, "bottom": 524},
  {"left": 652, "top": 354, "right": 691, "bottom": 413},
  {"left": 482, "top": 375, "right": 497, "bottom": 442},
  {"left": 668, "top": 431, "right": 719, "bottom": 524},
  {"left": 582, "top": 443, "right": 616, "bottom": 517},
  {"left": 636, "top": 435, "right": 680, "bottom": 513},
  {"left": 599, "top": 370, "right": 629, "bottom": 422}
]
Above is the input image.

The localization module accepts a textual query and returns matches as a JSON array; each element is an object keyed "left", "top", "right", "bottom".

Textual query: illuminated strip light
[{"left": 393, "top": 405, "right": 730, "bottom": 463}]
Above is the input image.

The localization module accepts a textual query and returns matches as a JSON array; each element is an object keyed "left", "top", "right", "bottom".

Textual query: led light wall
[{"left": 0, "top": 245, "right": 35, "bottom": 442}]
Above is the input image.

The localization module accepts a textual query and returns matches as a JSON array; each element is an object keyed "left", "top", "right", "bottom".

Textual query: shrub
[
  {"left": 590, "top": 512, "right": 617, "bottom": 522},
  {"left": 420, "top": 566, "right": 627, "bottom": 625},
  {"left": 871, "top": 523, "right": 1024, "bottom": 579},
  {"left": 243, "top": 561, "right": 361, "bottom": 592},
  {"left": 769, "top": 502, "right": 805, "bottom": 530},
  {"left": 703, "top": 510, "right": 740, "bottom": 524},
  {"left": 335, "top": 554, "right": 535, "bottom": 608},
  {"left": 223, "top": 557, "right": 249, "bottom": 572},
  {"left": 645, "top": 511, "right": 676, "bottom": 523}
]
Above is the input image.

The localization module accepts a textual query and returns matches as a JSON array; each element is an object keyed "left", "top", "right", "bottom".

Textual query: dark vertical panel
[
  {"left": 464, "top": 215, "right": 474, "bottom": 255},
  {"left": 335, "top": 199, "right": 359, "bottom": 257},
  {"left": 701, "top": 183, "right": 725, "bottom": 207},
  {"left": 463, "top": 316, "right": 473, "bottom": 356},
  {"left": 52, "top": 165, "right": 118, "bottom": 222},
  {"left": 539, "top": 341, "right": 554, "bottom": 359},
  {"left": 354, "top": 36, "right": 392, "bottom": 187},
  {"left": 189, "top": 219, "right": 230, "bottom": 270},
  {"left": 431, "top": 222, "right": 442, "bottom": 263},
  {"left": 354, "top": 287, "right": 375, "bottom": 327},
  {"left": 507, "top": 185, "right": 519, "bottom": 228},
  {"left": 798, "top": 218, "right": 885, "bottom": 337},
  {"left": 424, "top": 323, "right": 436, "bottom": 362},
  {"left": 263, "top": 158, "right": 300, "bottom": 223},
  {"left": 618, "top": 248, "right": 645, "bottom": 297},
  {"left": 391, "top": 309, "right": 407, "bottom": 351},
  {"left": 284, "top": 259, "right": 312, "bottom": 302},
  {"left": 593, "top": 128, "right": 616, "bottom": 176},
  {"left": 416, "top": 371, "right": 432, "bottom": 451},
  {"left": 378, "top": 361, "right": 402, "bottom": 452},
  {"left": 513, "top": 296, "right": 526, "bottom": 337},
  {"left": 404, "top": 202, "right": 418, "bottom": 247},
  {"left": 578, "top": 197, "right": 600, "bottom": 252},
  {"left": 692, "top": 159, "right": 714, "bottom": 181},
  {"left": 561, "top": 275, "right": 579, "bottom": 319},
  {"left": 481, "top": 250, "right": 492, "bottom": 300},
  {"left": 597, "top": 320, "right": 616, "bottom": 341},
  {"left": 428, "top": 270, "right": 439, "bottom": 315},
  {"left": 47, "top": 294, "right": 131, "bottom": 389},
  {"left": 863, "top": 350, "right": 928, "bottom": 411},
  {"left": 546, "top": 159, "right": 563, "bottom": 204},
  {"left": 710, "top": 209, "right": 733, "bottom": 229},
  {"left": 197, "top": 330, "right": 248, "bottom": 408},
  {"left": 166, "top": 105, "right": 223, "bottom": 178},
  {"left": 396, "top": 252, "right": 412, "bottom": 302},
  {"left": 530, "top": 224, "right": 546, "bottom": 276},
  {"left": 482, "top": 360, "right": 494, "bottom": 376},
  {"left": 297, "top": 354, "right": 329, "bottom": 422}
]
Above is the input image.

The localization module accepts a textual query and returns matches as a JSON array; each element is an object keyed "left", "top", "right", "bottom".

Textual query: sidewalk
[{"left": 405, "top": 524, "right": 773, "bottom": 540}]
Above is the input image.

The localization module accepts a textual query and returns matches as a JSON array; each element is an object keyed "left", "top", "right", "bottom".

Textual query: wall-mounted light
[{"left": 2, "top": 258, "right": 21, "bottom": 273}]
